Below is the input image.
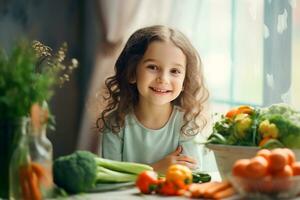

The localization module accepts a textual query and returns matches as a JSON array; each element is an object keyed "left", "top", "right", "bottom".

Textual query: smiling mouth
[{"left": 150, "top": 87, "right": 171, "bottom": 93}]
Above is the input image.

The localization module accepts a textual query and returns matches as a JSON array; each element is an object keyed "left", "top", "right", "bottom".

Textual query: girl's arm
[{"left": 150, "top": 146, "right": 197, "bottom": 173}]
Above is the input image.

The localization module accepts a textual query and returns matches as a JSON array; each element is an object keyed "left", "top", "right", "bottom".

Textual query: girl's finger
[
  {"left": 177, "top": 155, "right": 197, "bottom": 164},
  {"left": 170, "top": 146, "right": 182, "bottom": 156},
  {"left": 175, "top": 161, "right": 198, "bottom": 169}
]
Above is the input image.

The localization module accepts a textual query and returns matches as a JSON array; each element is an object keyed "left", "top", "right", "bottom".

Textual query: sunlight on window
[
  {"left": 291, "top": 1, "right": 300, "bottom": 110},
  {"left": 233, "top": 0, "right": 263, "bottom": 106},
  {"left": 204, "top": 54, "right": 231, "bottom": 100}
]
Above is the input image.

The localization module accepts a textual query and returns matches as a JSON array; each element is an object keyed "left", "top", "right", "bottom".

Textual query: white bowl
[{"left": 206, "top": 144, "right": 300, "bottom": 180}]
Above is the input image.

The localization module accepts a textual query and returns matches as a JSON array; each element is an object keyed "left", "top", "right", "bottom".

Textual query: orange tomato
[
  {"left": 269, "top": 149, "right": 288, "bottom": 172},
  {"left": 232, "top": 159, "right": 250, "bottom": 177},
  {"left": 291, "top": 162, "right": 300, "bottom": 176},
  {"left": 282, "top": 148, "right": 296, "bottom": 165},
  {"left": 273, "top": 165, "right": 293, "bottom": 178},
  {"left": 256, "top": 149, "right": 271, "bottom": 162},
  {"left": 246, "top": 156, "right": 269, "bottom": 179}
]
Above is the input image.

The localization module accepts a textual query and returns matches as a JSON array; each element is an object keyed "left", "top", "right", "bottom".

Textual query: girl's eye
[
  {"left": 147, "top": 65, "right": 158, "bottom": 70},
  {"left": 170, "top": 68, "right": 181, "bottom": 75}
]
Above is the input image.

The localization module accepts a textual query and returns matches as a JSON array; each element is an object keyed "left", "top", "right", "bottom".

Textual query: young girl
[{"left": 97, "top": 25, "right": 209, "bottom": 172}]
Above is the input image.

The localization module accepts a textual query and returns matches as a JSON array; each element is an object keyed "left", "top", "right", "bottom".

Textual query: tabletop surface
[{"left": 65, "top": 172, "right": 232, "bottom": 200}]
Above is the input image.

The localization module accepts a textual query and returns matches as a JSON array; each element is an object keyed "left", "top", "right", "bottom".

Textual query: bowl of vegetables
[
  {"left": 206, "top": 104, "right": 300, "bottom": 179},
  {"left": 229, "top": 148, "right": 300, "bottom": 199}
]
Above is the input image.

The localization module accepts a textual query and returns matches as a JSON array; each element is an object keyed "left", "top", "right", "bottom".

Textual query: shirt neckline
[{"left": 131, "top": 106, "right": 178, "bottom": 132}]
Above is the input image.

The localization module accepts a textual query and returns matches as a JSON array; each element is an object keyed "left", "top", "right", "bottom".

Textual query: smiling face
[{"left": 134, "top": 41, "right": 186, "bottom": 107}]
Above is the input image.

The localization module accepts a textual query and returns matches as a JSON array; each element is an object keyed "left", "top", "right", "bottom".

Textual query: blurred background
[{"left": 1, "top": 0, "right": 300, "bottom": 160}]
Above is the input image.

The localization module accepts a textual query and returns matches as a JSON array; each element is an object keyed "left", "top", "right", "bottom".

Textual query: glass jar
[
  {"left": 9, "top": 117, "right": 54, "bottom": 200},
  {"left": 0, "top": 118, "right": 24, "bottom": 199}
]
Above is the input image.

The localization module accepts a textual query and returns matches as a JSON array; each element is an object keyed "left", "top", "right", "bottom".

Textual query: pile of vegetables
[
  {"left": 136, "top": 164, "right": 234, "bottom": 199},
  {"left": 53, "top": 151, "right": 152, "bottom": 193},
  {"left": 136, "top": 164, "right": 193, "bottom": 196},
  {"left": 207, "top": 104, "right": 300, "bottom": 148}
]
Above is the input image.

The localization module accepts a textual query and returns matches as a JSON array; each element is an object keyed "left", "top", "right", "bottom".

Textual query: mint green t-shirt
[{"left": 101, "top": 106, "right": 202, "bottom": 167}]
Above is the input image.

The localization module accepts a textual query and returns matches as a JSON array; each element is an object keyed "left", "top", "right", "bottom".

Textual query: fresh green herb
[{"left": 0, "top": 40, "right": 78, "bottom": 121}]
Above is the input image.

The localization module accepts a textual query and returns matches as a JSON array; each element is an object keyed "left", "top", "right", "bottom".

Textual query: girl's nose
[
  {"left": 156, "top": 72, "right": 168, "bottom": 83},
  {"left": 156, "top": 77, "right": 162, "bottom": 82}
]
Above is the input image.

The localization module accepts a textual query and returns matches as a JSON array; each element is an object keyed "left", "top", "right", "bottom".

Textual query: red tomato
[
  {"left": 157, "top": 181, "right": 181, "bottom": 196},
  {"left": 136, "top": 171, "right": 158, "bottom": 194}
]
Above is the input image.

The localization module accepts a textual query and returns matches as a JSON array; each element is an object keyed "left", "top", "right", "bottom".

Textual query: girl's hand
[{"left": 151, "top": 146, "right": 198, "bottom": 173}]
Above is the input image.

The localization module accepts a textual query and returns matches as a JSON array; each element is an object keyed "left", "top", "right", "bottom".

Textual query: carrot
[
  {"left": 188, "top": 182, "right": 218, "bottom": 198},
  {"left": 20, "top": 179, "right": 31, "bottom": 200},
  {"left": 31, "top": 162, "right": 52, "bottom": 187},
  {"left": 212, "top": 186, "right": 236, "bottom": 199},
  {"left": 31, "top": 103, "right": 42, "bottom": 131},
  {"left": 203, "top": 181, "right": 231, "bottom": 198},
  {"left": 259, "top": 137, "right": 272, "bottom": 147},
  {"left": 19, "top": 166, "right": 32, "bottom": 200},
  {"left": 27, "top": 165, "right": 42, "bottom": 200},
  {"left": 197, "top": 182, "right": 220, "bottom": 197}
]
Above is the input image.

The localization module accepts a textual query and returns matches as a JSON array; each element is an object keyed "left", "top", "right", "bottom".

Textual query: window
[{"left": 169, "top": 0, "right": 299, "bottom": 113}]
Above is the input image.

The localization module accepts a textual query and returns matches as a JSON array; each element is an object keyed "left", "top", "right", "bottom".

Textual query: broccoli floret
[{"left": 53, "top": 151, "right": 98, "bottom": 193}]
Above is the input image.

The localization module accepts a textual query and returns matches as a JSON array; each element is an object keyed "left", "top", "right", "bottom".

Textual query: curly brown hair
[{"left": 97, "top": 25, "right": 209, "bottom": 136}]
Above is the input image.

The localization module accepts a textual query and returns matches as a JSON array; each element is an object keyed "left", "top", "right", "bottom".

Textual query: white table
[{"left": 65, "top": 172, "right": 235, "bottom": 200}]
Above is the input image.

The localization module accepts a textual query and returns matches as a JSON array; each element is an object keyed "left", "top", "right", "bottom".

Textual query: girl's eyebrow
[
  {"left": 143, "top": 58, "right": 185, "bottom": 68},
  {"left": 142, "top": 58, "right": 157, "bottom": 63}
]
